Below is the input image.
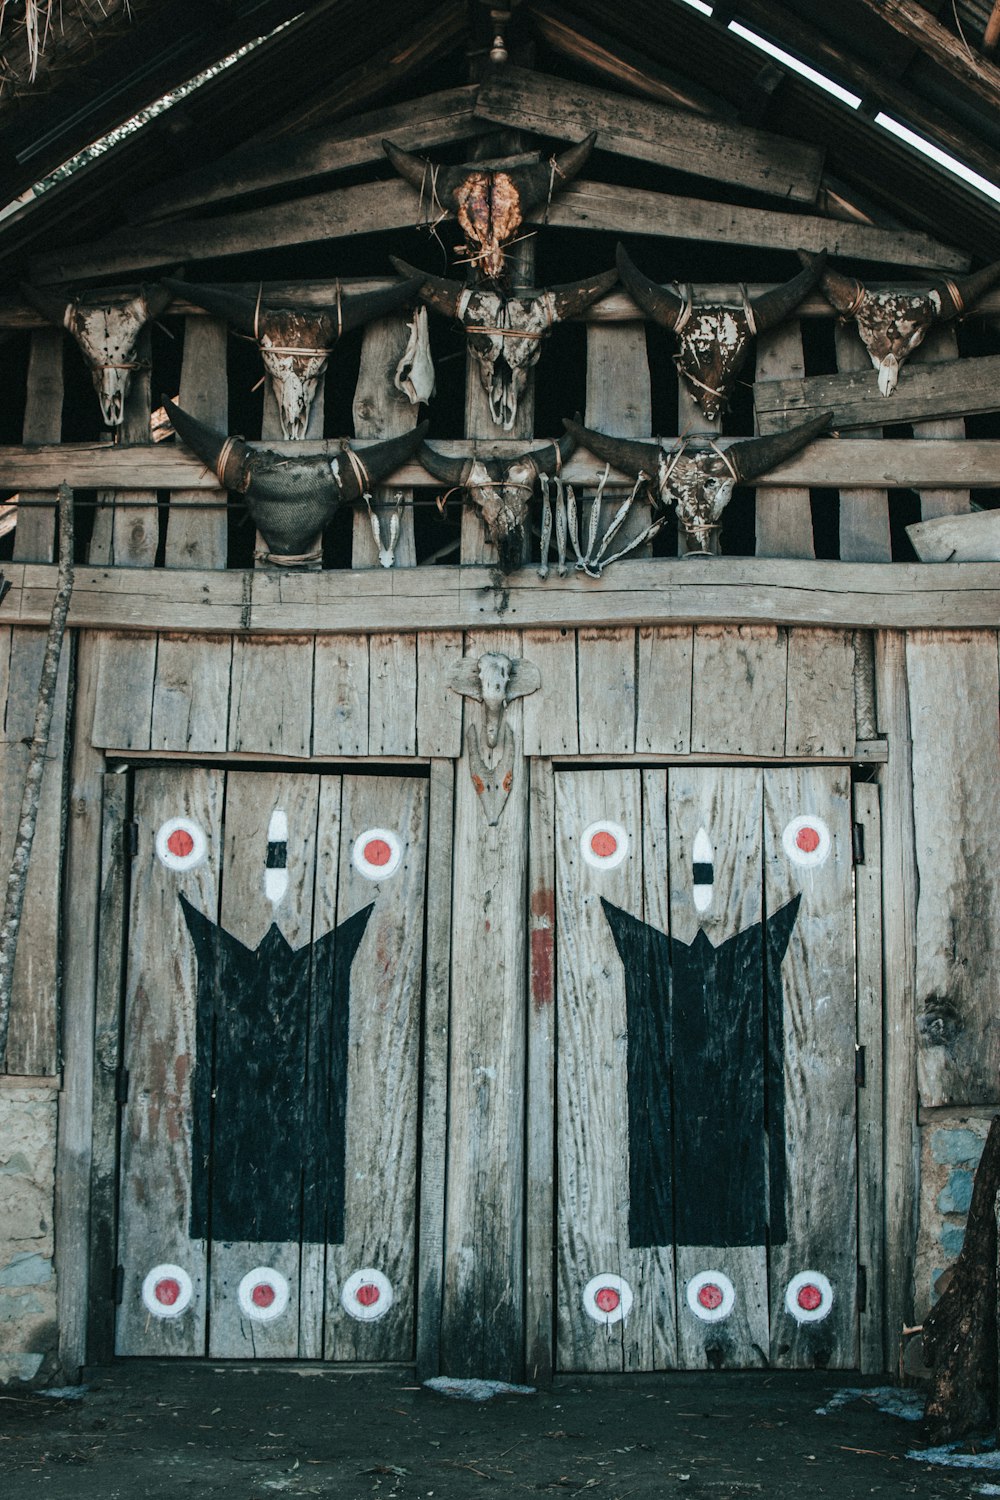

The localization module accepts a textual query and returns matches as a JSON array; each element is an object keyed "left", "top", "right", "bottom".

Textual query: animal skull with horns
[
  {"left": 162, "top": 274, "right": 423, "bottom": 440},
  {"left": 420, "top": 430, "right": 577, "bottom": 575},
  {"left": 564, "top": 413, "right": 833, "bottom": 556},
  {"left": 21, "top": 281, "right": 174, "bottom": 428},
  {"left": 383, "top": 133, "right": 596, "bottom": 282},
  {"left": 798, "top": 247, "right": 1000, "bottom": 397},
  {"left": 615, "top": 245, "right": 826, "bottom": 424},
  {"left": 164, "top": 397, "right": 428, "bottom": 564},
  {"left": 392, "top": 256, "right": 618, "bottom": 431}
]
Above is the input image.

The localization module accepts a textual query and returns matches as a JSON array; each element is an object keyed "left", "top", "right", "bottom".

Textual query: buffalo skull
[
  {"left": 419, "top": 430, "right": 577, "bottom": 574},
  {"left": 798, "top": 247, "right": 1000, "bottom": 396},
  {"left": 616, "top": 244, "right": 825, "bottom": 424},
  {"left": 21, "top": 281, "right": 173, "bottom": 428},
  {"left": 383, "top": 133, "right": 595, "bottom": 282},
  {"left": 163, "top": 274, "right": 422, "bottom": 440},
  {"left": 393, "top": 256, "right": 617, "bottom": 431},
  {"left": 565, "top": 413, "right": 833, "bottom": 556},
  {"left": 164, "top": 397, "right": 428, "bottom": 563}
]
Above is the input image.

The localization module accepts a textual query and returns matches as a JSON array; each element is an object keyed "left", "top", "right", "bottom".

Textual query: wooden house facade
[{"left": 0, "top": 0, "right": 998, "bottom": 1387}]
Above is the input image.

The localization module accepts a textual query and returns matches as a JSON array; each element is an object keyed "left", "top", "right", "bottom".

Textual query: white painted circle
[
  {"left": 686, "top": 1270, "right": 736, "bottom": 1323},
  {"left": 582, "top": 1273, "right": 633, "bottom": 1325},
  {"left": 237, "top": 1267, "right": 290, "bottom": 1322},
  {"left": 782, "top": 815, "right": 831, "bottom": 869},
  {"left": 155, "top": 817, "right": 208, "bottom": 872},
  {"left": 785, "top": 1270, "right": 834, "bottom": 1324},
  {"left": 141, "top": 1263, "right": 193, "bottom": 1319},
  {"left": 341, "top": 1268, "right": 394, "bottom": 1322},
  {"left": 352, "top": 828, "right": 403, "bottom": 881},
  {"left": 581, "top": 821, "right": 629, "bottom": 870}
]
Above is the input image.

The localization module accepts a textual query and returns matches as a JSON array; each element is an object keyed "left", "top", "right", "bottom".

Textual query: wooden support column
[
  {"left": 834, "top": 327, "right": 892, "bottom": 562},
  {"left": 14, "top": 328, "right": 63, "bottom": 563},
  {"left": 911, "top": 327, "right": 970, "bottom": 523},
  {"left": 89, "top": 330, "right": 157, "bottom": 567},
  {"left": 165, "top": 317, "right": 229, "bottom": 568},
  {"left": 754, "top": 322, "right": 815, "bottom": 559},
  {"left": 352, "top": 314, "right": 419, "bottom": 568}
]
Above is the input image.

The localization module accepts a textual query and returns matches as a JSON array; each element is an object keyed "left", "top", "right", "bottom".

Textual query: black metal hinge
[
  {"left": 855, "top": 1044, "right": 866, "bottom": 1088},
  {"left": 115, "top": 1066, "right": 129, "bottom": 1104},
  {"left": 857, "top": 1264, "right": 868, "bottom": 1313},
  {"left": 852, "top": 821, "right": 866, "bottom": 866},
  {"left": 126, "top": 819, "right": 139, "bottom": 858},
  {"left": 113, "top": 1265, "right": 125, "bottom": 1306}
]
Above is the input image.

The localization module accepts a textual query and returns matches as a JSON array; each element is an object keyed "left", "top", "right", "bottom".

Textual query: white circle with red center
[
  {"left": 686, "top": 1270, "right": 736, "bottom": 1323},
  {"left": 782, "top": 815, "right": 831, "bottom": 870},
  {"left": 237, "top": 1267, "right": 289, "bottom": 1323},
  {"left": 581, "top": 821, "right": 628, "bottom": 871},
  {"left": 141, "top": 1263, "right": 193, "bottom": 1319},
  {"left": 785, "top": 1270, "right": 833, "bottom": 1324},
  {"left": 352, "top": 828, "right": 403, "bottom": 881},
  {"left": 155, "top": 817, "right": 208, "bottom": 872},
  {"left": 582, "top": 1273, "right": 633, "bottom": 1325},
  {"left": 341, "top": 1268, "right": 394, "bottom": 1322}
]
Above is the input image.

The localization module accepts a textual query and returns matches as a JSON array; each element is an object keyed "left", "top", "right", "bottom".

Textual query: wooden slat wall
[
  {"left": 754, "top": 322, "right": 814, "bottom": 560},
  {"left": 833, "top": 327, "right": 892, "bottom": 564}
]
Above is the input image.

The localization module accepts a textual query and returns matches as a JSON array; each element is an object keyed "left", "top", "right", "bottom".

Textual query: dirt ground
[{"left": 0, "top": 1364, "right": 994, "bottom": 1500}]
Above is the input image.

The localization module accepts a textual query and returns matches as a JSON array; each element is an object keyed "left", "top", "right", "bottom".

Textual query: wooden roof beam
[{"left": 852, "top": 0, "right": 1000, "bottom": 113}]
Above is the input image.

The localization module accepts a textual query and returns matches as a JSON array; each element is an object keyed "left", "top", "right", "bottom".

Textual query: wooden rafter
[{"left": 852, "top": 0, "right": 1000, "bottom": 110}]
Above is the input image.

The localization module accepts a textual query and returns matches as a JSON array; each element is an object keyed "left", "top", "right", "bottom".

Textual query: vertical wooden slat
[
  {"left": 228, "top": 635, "right": 313, "bottom": 755},
  {"left": 854, "top": 781, "right": 885, "bottom": 1373},
  {"left": 784, "top": 628, "right": 855, "bottom": 757},
  {"left": 150, "top": 632, "right": 232, "bottom": 753},
  {"left": 415, "top": 631, "right": 463, "bottom": 758},
  {"left": 89, "top": 329, "right": 158, "bottom": 568},
  {"left": 911, "top": 327, "right": 970, "bottom": 523},
  {"left": 576, "top": 626, "right": 635, "bottom": 755},
  {"left": 91, "top": 630, "right": 158, "bottom": 750},
  {"left": 585, "top": 321, "right": 653, "bottom": 553},
  {"left": 834, "top": 326, "right": 892, "bottom": 562},
  {"left": 14, "top": 328, "right": 63, "bottom": 564},
  {"left": 313, "top": 634, "right": 370, "bottom": 756},
  {"left": 165, "top": 317, "right": 229, "bottom": 569},
  {"left": 257, "top": 356, "right": 325, "bottom": 567},
  {"left": 522, "top": 628, "right": 579, "bottom": 758},
  {"left": 526, "top": 757, "right": 556, "bottom": 1382},
  {"left": 691, "top": 625, "right": 787, "bottom": 755},
  {"left": 636, "top": 625, "right": 693, "bottom": 754},
  {"left": 369, "top": 632, "right": 417, "bottom": 755},
  {"left": 352, "top": 314, "right": 419, "bottom": 568},
  {"left": 753, "top": 321, "right": 815, "bottom": 558}
]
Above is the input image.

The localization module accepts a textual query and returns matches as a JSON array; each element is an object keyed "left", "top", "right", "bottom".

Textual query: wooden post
[
  {"left": 164, "top": 317, "right": 229, "bottom": 569},
  {"left": 14, "top": 328, "right": 63, "bottom": 564},
  {"left": 90, "top": 329, "right": 158, "bottom": 568},
  {"left": 754, "top": 322, "right": 815, "bottom": 559},
  {"left": 834, "top": 326, "right": 892, "bottom": 562},
  {"left": 526, "top": 756, "right": 556, "bottom": 1383},
  {"left": 352, "top": 314, "right": 418, "bottom": 568}
]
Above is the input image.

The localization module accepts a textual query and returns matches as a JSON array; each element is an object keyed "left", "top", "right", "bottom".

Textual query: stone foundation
[
  {"left": 914, "top": 1115, "right": 992, "bottom": 1323},
  {"left": 0, "top": 1081, "right": 59, "bottom": 1386}
]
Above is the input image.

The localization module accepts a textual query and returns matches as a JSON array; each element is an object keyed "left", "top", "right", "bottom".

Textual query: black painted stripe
[
  {"left": 692, "top": 862, "right": 714, "bottom": 884},
  {"left": 265, "top": 841, "right": 288, "bottom": 868}
]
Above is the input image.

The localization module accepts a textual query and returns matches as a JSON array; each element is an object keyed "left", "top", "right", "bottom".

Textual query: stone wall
[
  {"left": 914, "top": 1115, "right": 992, "bottom": 1322},
  {"left": 0, "top": 1081, "right": 59, "bottom": 1385}
]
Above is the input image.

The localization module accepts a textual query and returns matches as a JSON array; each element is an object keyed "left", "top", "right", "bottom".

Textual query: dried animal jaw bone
[
  {"left": 21, "top": 281, "right": 173, "bottom": 427},
  {"left": 394, "top": 306, "right": 436, "bottom": 405},
  {"left": 538, "top": 469, "right": 664, "bottom": 579},
  {"left": 798, "top": 248, "right": 1000, "bottom": 397},
  {"left": 616, "top": 244, "right": 825, "bottom": 422},
  {"left": 383, "top": 134, "right": 596, "bottom": 282}
]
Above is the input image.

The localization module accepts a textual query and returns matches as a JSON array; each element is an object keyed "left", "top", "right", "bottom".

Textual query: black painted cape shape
[
  {"left": 601, "top": 895, "right": 800, "bottom": 1250},
  {"left": 179, "top": 895, "right": 373, "bottom": 1246}
]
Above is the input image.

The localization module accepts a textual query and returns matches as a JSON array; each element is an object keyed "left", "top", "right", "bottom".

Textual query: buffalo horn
[
  {"left": 562, "top": 417, "right": 660, "bottom": 479},
  {"left": 797, "top": 248, "right": 863, "bottom": 315},
  {"left": 932, "top": 258, "right": 1000, "bottom": 320},
  {"left": 506, "top": 133, "right": 597, "bottom": 213},
  {"left": 352, "top": 420, "right": 431, "bottom": 491},
  {"left": 750, "top": 251, "right": 826, "bottom": 332},
  {"left": 162, "top": 277, "right": 258, "bottom": 336},
  {"left": 418, "top": 441, "right": 472, "bottom": 488},
  {"left": 726, "top": 412, "right": 833, "bottom": 484},
  {"left": 390, "top": 257, "right": 466, "bottom": 319},
  {"left": 549, "top": 267, "right": 619, "bottom": 320},
  {"left": 164, "top": 397, "right": 254, "bottom": 491},
  {"left": 520, "top": 429, "right": 578, "bottom": 477},
  {"left": 142, "top": 282, "right": 175, "bottom": 321},
  {"left": 20, "top": 282, "right": 71, "bottom": 329},
  {"left": 615, "top": 244, "right": 685, "bottom": 329}
]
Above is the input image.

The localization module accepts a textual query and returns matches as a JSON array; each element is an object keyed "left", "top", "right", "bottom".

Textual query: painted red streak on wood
[
  {"left": 797, "top": 1283, "right": 822, "bottom": 1311},
  {"left": 591, "top": 830, "right": 618, "bottom": 858},
  {"left": 698, "top": 1283, "right": 723, "bottom": 1310},
  {"left": 252, "top": 1283, "right": 276, "bottom": 1308},
  {"left": 356, "top": 1283, "right": 380, "bottom": 1307},
  {"left": 502, "top": 771, "right": 513, "bottom": 792},
  {"left": 796, "top": 826, "right": 820, "bottom": 853},
  {"left": 531, "top": 927, "right": 554, "bottom": 1009},
  {"left": 167, "top": 828, "right": 194, "bottom": 858},
  {"left": 471, "top": 774, "right": 485, "bottom": 795},
  {"left": 595, "top": 1287, "right": 620, "bottom": 1313},
  {"left": 364, "top": 838, "right": 391, "bottom": 866},
  {"left": 531, "top": 887, "right": 555, "bottom": 922},
  {"left": 155, "top": 1278, "right": 181, "bottom": 1306}
]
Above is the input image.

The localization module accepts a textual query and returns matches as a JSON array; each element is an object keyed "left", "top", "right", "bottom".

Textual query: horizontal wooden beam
[
  {"left": 756, "top": 353, "right": 1000, "bottom": 431},
  {"left": 4, "top": 558, "right": 999, "bottom": 633},
  {"left": 30, "top": 174, "right": 967, "bottom": 285},
  {"left": 474, "top": 64, "right": 824, "bottom": 203},
  {"left": 853, "top": 0, "right": 1000, "bottom": 116}
]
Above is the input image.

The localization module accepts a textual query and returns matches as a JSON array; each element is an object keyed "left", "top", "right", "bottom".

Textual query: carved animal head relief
[
  {"left": 617, "top": 245, "right": 825, "bottom": 423},
  {"left": 448, "top": 651, "right": 541, "bottom": 748},
  {"left": 393, "top": 257, "right": 617, "bottom": 431},
  {"left": 384, "top": 134, "right": 595, "bottom": 281},
  {"left": 21, "top": 281, "right": 174, "bottom": 427},
  {"left": 565, "top": 413, "right": 833, "bottom": 556},
  {"left": 164, "top": 397, "right": 428, "bottom": 563},
  {"left": 420, "top": 430, "right": 577, "bottom": 574},
  {"left": 798, "top": 248, "right": 1000, "bottom": 396},
  {"left": 161, "top": 275, "right": 422, "bottom": 440}
]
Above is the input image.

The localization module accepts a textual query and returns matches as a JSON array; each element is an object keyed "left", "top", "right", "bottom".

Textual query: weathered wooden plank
[
  {"left": 526, "top": 757, "right": 557, "bottom": 1383},
  {"left": 833, "top": 325, "right": 891, "bottom": 564},
  {"left": 585, "top": 318, "right": 655, "bottom": 560},
  {"left": 116, "top": 768, "right": 223, "bottom": 1356},
  {"left": 352, "top": 314, "right": 419, "bottom": 569},
  {"left": 90, "top": 329, "right": 158, "bottom": 570},
  {"left": 854, "top": 781, "right": 885, "bottom": 1374},
  {"left": 756, "top": 350, "right": 1000, "bottom": 434},
  {"left": 91, "top": 630, "right": 157, "bottom": 750},
  {"left": 415, "top": 630, "right": 463, "bottom": 758},
  {"left": 908, "top": 509, "right": 1000, "bottom": 562},
  {"left": 324, "top": 775, "right": 427, "bottom": 1361},
  {"left": 691, "top": 625, "right": 787, "bottom": 755},
  {"left": 907, "top": 631, "right": 1000, "bottom": 1107},
  {"left": 753, "top": 321, "right": 814, "bottom": 559},
  {"left": 763, "top": 766, "right": 858, "bottom": 1368},
  {"left": 784, "top": 629, "right": 856, "bottom": 757},
  {"left": 476, "top": 65, "right": 823, "bottom": 202},
  {"left": 576, "top": 627, "right": 636, "bottom": 755},
  {"left": 522, "top": 628, "right": 580, "bottom": 757},
  {"left": 14, "top": 328, "right": 63, "bottom": 564},
  {"left": 312, "top": 635, "right": 370, "bottom": 757},
  {"left": 416, "top": 760, "right": 454, "bottom": 1379},
  {"left": 368, "top": 632, "right": 417, "bottom": 756},
  {"left": 164, "top": 317, "right": 229, "bottom": 570},
  {"left": 901, "top": 326, "right": 969, "bottom": 525},
  {"left": 257, "top": 352, "right": 325, "bottom": 568},
  {"left": 228, "top": 635, "right": 313, "bottom": 755},
  {"left": 635, "top": 625, "right": 692, "bottom": 755},
  {"left": 150, "top": 633, "right": 232, "bottom": 753},
  {"left": 669, "top": 766, "right": 769, "bottom": 1369}
]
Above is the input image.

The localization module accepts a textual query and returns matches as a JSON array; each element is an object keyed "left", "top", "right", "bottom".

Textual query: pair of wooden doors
[
  {"left": 115, "top": 766, "right": 427, "bottom": 1359},
  {"left": 553, "top": 765, "right": 864, "bottom": 1370}
]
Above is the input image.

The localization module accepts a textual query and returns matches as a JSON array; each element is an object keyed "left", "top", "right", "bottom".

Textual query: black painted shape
[
  {"left": 265, "top": 841, "right": 288, "bottom": 867},
  {"left": 601, "top": 895, "right": 800, "bottom": 1250},
  {"left": 180, "top": 895, "right": 373, "bottom": 1246},
  {"left": 692, "top": 862, "right": 714, "bottom": 884}
]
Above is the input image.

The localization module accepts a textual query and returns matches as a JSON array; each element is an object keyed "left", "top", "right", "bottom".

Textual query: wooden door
[
  {"left": 554, "top": 765, "right": 859, "bottom": 1371},
  {"left": 115, "top": 766, "right": 427, "bottom": 1360}
]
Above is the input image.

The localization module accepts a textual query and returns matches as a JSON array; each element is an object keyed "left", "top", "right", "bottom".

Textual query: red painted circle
[
  {"left": 795, "top": 826, "right": 820, "bottom": 854},
  {"left": 167, "top": 829, "right": 195, "bottom": 858},
  {"left": 797, "top": 1283, "right": 823, "bottom": 1312},
  {"left": 595, "top": 1286, "right": 620, "bottom": 1313},
  {"left": 363, "top": 838, "right": 392, "bottom": 868},
  {"left": 355, "top": 1283, "right": 381, "bottom": 1308},
  {"left": 154, "top": 1277, "right": 181, "bottom": 1306},
  {"left": 251, "top": 1283, "right": 276, "bottom": 1309},
  {"left": 697, "top": 1283, "right": 723, "bottom": 1311},
  {"left": 590, "top": 830, "right": 618, "bottom": 859}
]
